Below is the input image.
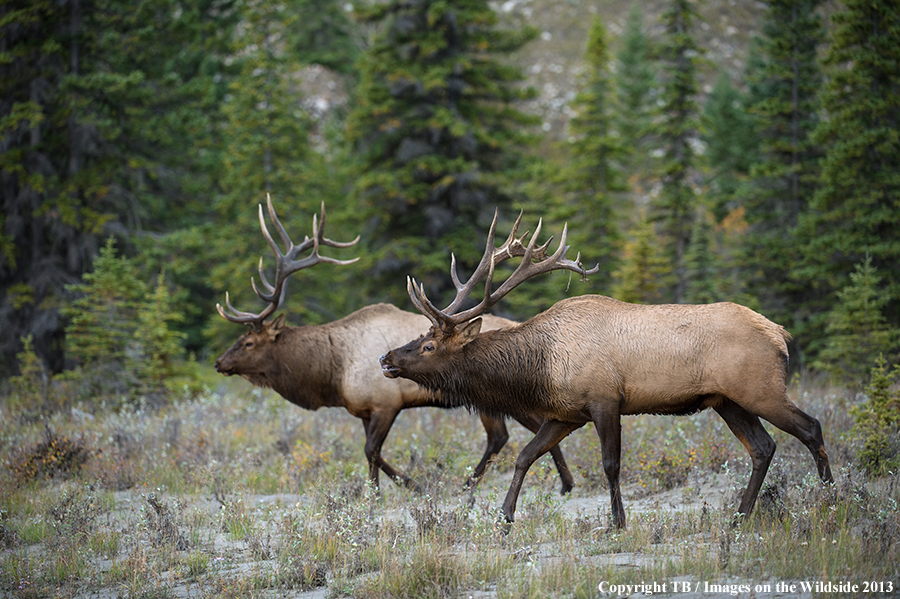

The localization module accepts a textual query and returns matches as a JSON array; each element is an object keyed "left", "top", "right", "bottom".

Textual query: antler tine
[
  {"left": 216, "top": 291, "right": 276, "bottom": 331},
  {"left": 264, "top": 193, "right": 304, "bottom": 254},
  {"left": 217, "top": 198, "right": 360, "bottom": 330},
  {"left": 549, "top": 223, "right": 600, "bottom": 276},
  {"left": 441, "top": 217, "right": 546, "bottom": 325},
  {"left": 446, "top": 209, "right": 499, "bottom": 312},
  {"left": 407, "top": 276, "right": 444, "bottom": 329},
  {"left": 313, "top": 201, "right": 361, "bottom": 250},
  {"left": 445, "top": 210, "right": 539, "bottom": 315},
  {"left": 255, "top": 200, "right": 360, "bottom": 305},
  {"left": 405, "top": 210, "right": 598, "bottom": 332}
]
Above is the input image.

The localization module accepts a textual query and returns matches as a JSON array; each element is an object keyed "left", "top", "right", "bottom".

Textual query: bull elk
[
  {"left": 214, "top": 197, "right": 575, "bottom": 493},
  {"left": 380, "top": 210, "right": 834, "bottom": 529}
]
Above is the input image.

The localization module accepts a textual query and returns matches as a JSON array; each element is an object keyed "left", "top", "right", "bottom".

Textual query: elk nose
[{"left": 379, "top": 353, "right": 387, "bottom": 364}]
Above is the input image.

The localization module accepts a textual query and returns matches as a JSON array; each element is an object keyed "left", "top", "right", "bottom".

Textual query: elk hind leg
[
  {"left": 714, "top": 399, "right": 777, "bottom": 520},
  {"left": 757, "top": 404, "right": 833, "bottom": 485},
  {"left": 362, "top": 410, "right": 419, "bottom": 491},
  {"left": 500, "top": 419, "right": 581, "bottom": 526},
  {"left": 512, "top": 412, "right": 576, "bottom": 495},
  {"left": 590, "top": 404, "right": 625, "bottom": 530}
]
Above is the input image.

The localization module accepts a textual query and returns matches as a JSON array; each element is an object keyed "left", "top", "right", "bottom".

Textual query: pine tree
[
  {"left": 0, "top": 0, "right": 236, "bottom": 377},
  {"left": 651, "top": 0, "right": 705, "bottom": 303},
  {"left": 559, "top": 16, "right": 626, "bottom": 291},
  {"left": 615, "top": 5, "right": 657, "bottom": 179},
  {"left": 612, "top": 212, "right": 670, "bottom": 304},
  {"left": 136, "top": 273, "right": 186, "bottom": 396},
  {"left": 813, "top": 257, "right": 898, "bottom": 387},
  {"left": 346, "top": 0, "right": 539, "bottom": 309},
  {"left": 701, "top": 72, "right": 758, "bottom": 220},
  {"left": 61, "top": 238, "right": 147, "bottom": 399},
  {"left": 741, "top": 0, "right": 824, "bottom": 336},
  {"left": 797, "top": 0, "right": 900, "bottom": 335},
  {"left": 683, "top": 208, "right": 722, "bottom": 304}
]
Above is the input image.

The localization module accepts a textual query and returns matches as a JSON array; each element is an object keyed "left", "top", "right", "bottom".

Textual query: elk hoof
[
  {"left": 494, "top": 518, "right": 513, "bottom": 536},
  {"left": 398, "top": 475, "right": 422, "bottom": 494}
]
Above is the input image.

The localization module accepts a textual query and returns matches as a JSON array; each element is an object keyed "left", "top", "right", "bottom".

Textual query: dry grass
[{"left": 1, "top": 376, "right": 898, "bottom": 598}]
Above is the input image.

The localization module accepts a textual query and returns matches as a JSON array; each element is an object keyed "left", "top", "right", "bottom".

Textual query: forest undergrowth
[{"left": 1, "top": 376, "right": 898, "bottom": 599}]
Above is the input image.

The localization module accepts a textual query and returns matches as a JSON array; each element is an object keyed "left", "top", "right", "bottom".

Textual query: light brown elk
[
  {"left": 380, "top": 211, "right": 834, "bottom": 529},
  {"left": 215, "top": 197, "right": 575, "bottom": 493}
]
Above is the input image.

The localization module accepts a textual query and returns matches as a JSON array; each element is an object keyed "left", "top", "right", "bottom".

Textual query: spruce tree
[
  {"left": 0, "top": 0, "right": 236, "bottom": 377},
  {"left": 683, "top": 208, "right": 722, "bottom": 304},
  {"left": 813, "top": 257, "right": 898, "bottom": 387},
  {"left": 850, "top": 356, "right": 900, "bottom": 476},
  {"left": 651, "top": 0, "right": 705, "bottom": 303},
  {"left": 559, "top": 16, "right": 626, "bottom": 291},
  {"left": 615, "top": 5, "right": 657, "bottom": 179},
  {"left": 136, "top": 272, "right": 186, "bottom": 396},
  {"left": 290, "top": 0, "right": 359, "bottom": 75},
  {"left": 797, "top": 0, "right": 900, "bottom": 334},
  {"left": 741, "top": 0, "right": 824, "bottom": 335},
  {"left": 612, "top": 212, "right": 670, "bottom": 304},
  {"left": 346, "top": 0, "right": 539, "bottom": 309},
  {"left": 61, "top": 238, "right": 147, "bottom": 400},
  {"left": 701, "top": 72, "right": 758, "bottom": 220}
]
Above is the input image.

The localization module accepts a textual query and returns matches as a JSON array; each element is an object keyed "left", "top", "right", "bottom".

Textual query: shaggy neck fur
[
  {"left": 245, "top": 326, "right": 345, "bottom": 410},
  {"left": 417, "top": 328, "right": 553, "bottom": 419}
]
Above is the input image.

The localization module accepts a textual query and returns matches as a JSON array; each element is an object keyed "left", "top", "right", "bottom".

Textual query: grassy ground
[{"left": 1, "top": 376, "right": 898, "bottom": 598}]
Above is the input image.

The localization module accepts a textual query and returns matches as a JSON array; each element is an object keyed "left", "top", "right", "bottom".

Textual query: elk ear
[
  {"left": 268, "top": 313, "right": 286, "bottom": 341},
  {"left": 457, "top": 318, "right": 483, "bottom": 345}
]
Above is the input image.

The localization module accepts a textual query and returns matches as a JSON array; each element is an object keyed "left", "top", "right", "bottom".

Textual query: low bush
[{"left": 6, "top": 426, "right": 93, "bottom": 485}]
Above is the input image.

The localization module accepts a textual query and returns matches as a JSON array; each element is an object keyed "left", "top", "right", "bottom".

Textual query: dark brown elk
[
  {"left": 380, "top": 211, "right": 834, "bottom": 529},
  {"left": 215, "top": 197, "right": 575, "bottom": 493}
]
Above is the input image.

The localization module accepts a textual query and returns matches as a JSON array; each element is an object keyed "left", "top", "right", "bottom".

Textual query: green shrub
[
  {"left": 814, "top": 257, "right": 898, "bottom": 388},
  {"left": 6, "top": 426, "right": 93, "bottom": 485},
  {"left": 850, "top": 355, "right": 900, "bottom": 477},
  {"left": 3, "top": 335, "right": 63, "bottom": 417},
  {"left": 61, "top": 238, "right": 193, "bottom": 405}
]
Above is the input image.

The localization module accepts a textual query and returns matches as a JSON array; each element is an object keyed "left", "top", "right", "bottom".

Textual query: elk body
[
  {"left": 215, "top": 198, "right": 575, "bottom": 492},
  {"left": 380, "top": 212, "right": 834, "bottom": 529}
]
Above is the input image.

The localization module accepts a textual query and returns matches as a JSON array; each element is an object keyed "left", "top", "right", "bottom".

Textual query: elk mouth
[
  {"left": 214, "top": 360, "right": 236, "bottom": 376},
  {"left": 379, "top": 355, "right": 400, "bottom": 378}
]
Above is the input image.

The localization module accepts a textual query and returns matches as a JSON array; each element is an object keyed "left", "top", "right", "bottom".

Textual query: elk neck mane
[
  {"left": 250, "top": 324, "right": 346, "bottom": 410},
  {"left": 425, "top": 324, "right": 554, "bottom": 419}
]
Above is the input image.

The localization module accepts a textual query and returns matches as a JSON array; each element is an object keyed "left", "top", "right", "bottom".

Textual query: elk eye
[
  {"left": 244, "top": 341, "right": 254, "bottom": 349},
  {"left": 423, "top": 343, "right": 434, "bottom": 352}
]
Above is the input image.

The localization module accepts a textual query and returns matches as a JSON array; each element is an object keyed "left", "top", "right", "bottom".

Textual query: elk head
[
  {"left": 380, "top": 210, "right": 598, "bottom": 383},
  {"left": 215, "top": 196, "right": 359, "bottom": 380}
]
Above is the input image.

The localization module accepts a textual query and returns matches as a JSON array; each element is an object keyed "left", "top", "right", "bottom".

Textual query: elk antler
[
  {"left": 217, "top": 195, "right": 360, "bottom": 331},
  {"left": 408, "top": 209, "right": 599, "bottom": 332}
]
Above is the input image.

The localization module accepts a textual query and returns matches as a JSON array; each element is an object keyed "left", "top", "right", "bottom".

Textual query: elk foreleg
[
  {"left": 512, "top": 413, "right": 576, "bottom": 495},
  {"left": 361, "top": 410, "right": 420, "bottom": 492},
  {"left": 590, "top": 404, "right": 625, "bottom": 530},
  {"left": 500, "top": 419, "right": 581, "bottom": 526},
  {"left": 464, "top": 413, "right": 510, "bottom": 491},
  {"left": 714, "top": 400, "right": 777, "bottom": 520}
]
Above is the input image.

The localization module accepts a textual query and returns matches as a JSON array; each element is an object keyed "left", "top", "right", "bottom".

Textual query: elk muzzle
[
  {"left": 379, "top": 353, "right": 400, "bottom": 378},
  {"left": 214, "top": 358, "right": 232, "bottom": 375},
  {"left": 214, "top": 352, "right": 237, "bottom": 376}
]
